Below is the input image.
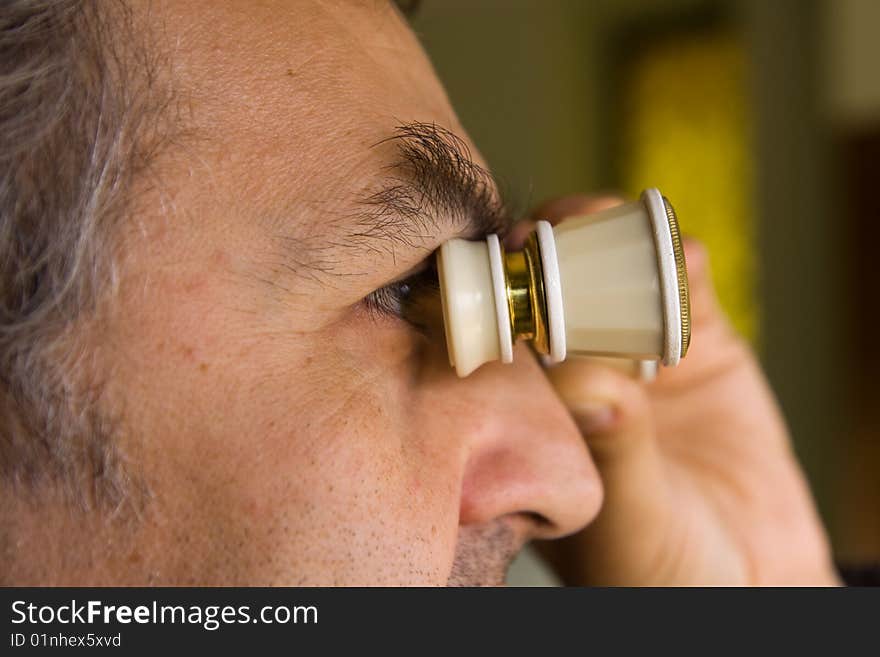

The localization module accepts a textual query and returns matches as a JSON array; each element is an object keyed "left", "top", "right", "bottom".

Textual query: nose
[{"left": 435, "top": 342, "right": 603, "bottom": 540}]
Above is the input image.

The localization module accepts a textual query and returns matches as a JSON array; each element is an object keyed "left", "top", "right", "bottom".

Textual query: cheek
[
  {"left": 124, "top": 320, "right": 462, "bottom": 585},
  {"left": 104, "top": 253, "right": 464, "bottom": 583},
  {"left": 278, "top": 392, "right": 461, "bottom": 584},
  {"left": 189, "top": 365, "right": 463, "bottom": 585}
]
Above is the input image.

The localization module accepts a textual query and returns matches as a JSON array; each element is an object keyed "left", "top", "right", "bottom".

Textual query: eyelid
[
  {"left": 362, "top": 260, "right": 439, "bottom": 327},
  {"left": 384, "top": 258, "right": 431, "bottom": 287}
]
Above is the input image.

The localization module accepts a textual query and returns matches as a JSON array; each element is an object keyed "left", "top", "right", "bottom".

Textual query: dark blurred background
[{"left": 411, "top": 0, "right": 880, "bottom": 568}]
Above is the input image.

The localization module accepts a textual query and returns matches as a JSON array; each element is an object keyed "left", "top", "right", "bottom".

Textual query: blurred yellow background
[{"left": 413, "top": 0, "right": 880, "bottom": 567}]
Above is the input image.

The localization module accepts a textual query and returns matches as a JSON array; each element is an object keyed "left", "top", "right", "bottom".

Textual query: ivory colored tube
[
  {"left": 553, "top": 200, "right": 665, "bottom": 360},
  {"left": 436, "top": 188, "right": 688, "bottom": 377}
]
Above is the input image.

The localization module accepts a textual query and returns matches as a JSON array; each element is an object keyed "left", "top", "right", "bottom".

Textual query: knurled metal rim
[
  {"left": 662, "top": 196, "right": 691, "bottom": 358},
  {"left": 642, "top": 188, "right": 688, "bottom": 366}
]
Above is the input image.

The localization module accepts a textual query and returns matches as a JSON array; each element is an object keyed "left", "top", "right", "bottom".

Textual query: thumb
[
  {"left": 546, "top": 356, "right": 656, "bottom": 474},
  {"left": 541, "top": 358, "right": 676, "bottom": 584},
  {"left": 545, "top": 358, "right": 664, "bottom": 488}
]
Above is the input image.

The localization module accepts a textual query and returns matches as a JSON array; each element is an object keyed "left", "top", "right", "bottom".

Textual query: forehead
[
  {"left": 150, "top": 0, "right": 458, "bottom": 156},
  {"left": 136, "top": 0, "right": 477, "bottom": 267}
]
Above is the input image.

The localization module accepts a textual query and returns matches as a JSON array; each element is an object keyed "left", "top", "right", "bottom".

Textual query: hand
[{"left": 526, "top": 195, "right": 839, "bottom": 586}]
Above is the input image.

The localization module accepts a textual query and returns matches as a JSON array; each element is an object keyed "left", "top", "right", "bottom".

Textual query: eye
[{"left": 362, "top": 261, "right": 439, "bottom": 330}]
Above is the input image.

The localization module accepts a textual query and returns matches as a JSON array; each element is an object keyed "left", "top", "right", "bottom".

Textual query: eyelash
[{"left": 363, "top": 263, "right": 439, "bottom": 328}]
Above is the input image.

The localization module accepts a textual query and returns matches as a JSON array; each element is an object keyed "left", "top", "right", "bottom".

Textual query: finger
[
  {"left": 545, "top": 359, "right": 662, "bottom": 479},
  {"left": 681, "top": 237, "right": 723, "bottom": 328},
  {"left": 530, "top": 193, "right": 625, "bottom": 225},
  {"left": 504, "top": 219, "right": 536, "bottom": 250}
]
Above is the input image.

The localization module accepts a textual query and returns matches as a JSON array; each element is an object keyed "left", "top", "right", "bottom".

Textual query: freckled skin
[{"left": 3, "top": 0, "right": 602, "bottom": 586}]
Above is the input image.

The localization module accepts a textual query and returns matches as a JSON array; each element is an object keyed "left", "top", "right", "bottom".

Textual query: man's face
[{"left": 85, "top": 0, "right": 601, "bottom": 585}]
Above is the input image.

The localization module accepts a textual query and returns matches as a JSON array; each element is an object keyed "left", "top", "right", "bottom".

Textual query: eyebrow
[{"left": 346, "top": 122, "right": 514, "bottom": 264}]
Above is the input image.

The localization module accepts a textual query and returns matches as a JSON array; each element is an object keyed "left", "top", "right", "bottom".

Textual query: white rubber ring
[
  {"left": 535, "top": 221, "right": 566, "bottom": 363},
  {"left": 486, "top": 234, "right": 513, "bottom": 363},
  {"left": 642, "top": 188, "right": 681, "bottom": 367}
]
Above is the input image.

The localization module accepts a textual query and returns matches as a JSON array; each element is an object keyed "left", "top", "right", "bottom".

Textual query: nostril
[{"left": 521, "top": 510, "right": 557, "bottom": 539}]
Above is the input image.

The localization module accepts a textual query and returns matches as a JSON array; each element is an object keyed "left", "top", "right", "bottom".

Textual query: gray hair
[{"left": 0, "top": 0, "right": 170, "bottom": 510}]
